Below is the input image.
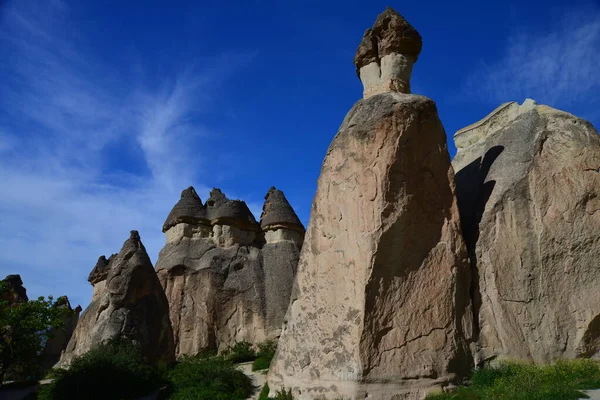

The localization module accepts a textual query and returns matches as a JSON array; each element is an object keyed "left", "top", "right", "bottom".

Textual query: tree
[{"left": 0, "top": 281, "right": 65, "bottom": 384}]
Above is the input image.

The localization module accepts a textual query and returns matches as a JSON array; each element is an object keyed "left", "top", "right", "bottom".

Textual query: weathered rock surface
[
  {"left": 354, "top": 7, "right": 422, "bottom": 98},
  {"left": 156, "top": 187, "right": 304, "bottom": 357},
  {"left": 453, "top": 99, "right": 600, "bottom": 364},
  {"left": 39, "top": 296, "right": 81, "bottom": 374},
  {"left": 267, "top": 91, "right": 473, "bottom": 399},
  {"left": 59, "top": 231, "right": 175, "bottom": 366},
  {"left": 1, "top": 274, "right": 28, "bottom": 304}
]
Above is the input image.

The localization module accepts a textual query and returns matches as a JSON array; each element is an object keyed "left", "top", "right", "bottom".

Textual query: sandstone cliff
[
  {"left": 267, "top": 8, "right": 473, "bottom": 399},
  {"left": 59, "top": 231, "right": 175, "bottom": 366},
  {"left": 156, "top": 187, "right": 304, "bottom": 357},
  {"left": 453, "top": 99, "right": 600, "bottom": 364}
]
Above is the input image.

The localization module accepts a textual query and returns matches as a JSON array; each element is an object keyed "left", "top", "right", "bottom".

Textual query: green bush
[
  {"left": 258, "top": 383, "right": 270, "bottom": 400},
  {"left": 252, "top": 341, "right": 277, "bottom": 371},
  {"left": 167, "top": 357, "right": 253, "bottom": 400},
  {"left": 222, "top": 341, "right": 257, "bottom": 364},
  {"left": 37, "top": 339, "right": 164, "bottom": 400},
  {"left": 425, "top": 359, "right": 600, "bottom": 400}
]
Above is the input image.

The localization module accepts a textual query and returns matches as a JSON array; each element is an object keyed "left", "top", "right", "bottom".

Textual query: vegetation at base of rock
[
  {"left": 258, "top": 383, "right": 271, "bottom": 400},
  {"left": 258, "top": 385, "right": 293, "bottom": 400},
  {"left": 252, "top": 341, "right": 277, "bottom": 371},
  {"left": 37, "top": 339, "right": 166, "bottom": 400},
  {"left": 167, "top": 357, "right": 252, "bottom": 400},
  {"left": 222, "top": 341, "right": 258, "bottom": 364},
  {"left": 0, "top": 281, "right": 65, "bottom": 384},
  {"left": 426, "top": 359, "right": 600, "bottom": 400}
]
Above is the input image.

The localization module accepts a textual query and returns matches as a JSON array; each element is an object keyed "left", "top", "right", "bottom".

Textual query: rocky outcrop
[
  {"left": 354, "top": 7, "right": 422, "bottom": 98},
  {"left": 39, "top": 296, "right": 81, "bottom": 374},
  {"left": 1, "top": 274, "right": 28, "bottom": 304},
  {"left": 59, "top": 231, "right": 175, "bottom": 366},
  {"left": 453, "top": 99, "right": 600, "bottom": 364},
  {"left": 156, "top": 187, "right": 304, "bottom": 357},
  {"left": 267, "top": 9, "right": 473, "bottom": 399},
  {"left": 88, "top": 254, "right": 115, "bottom": 301}
]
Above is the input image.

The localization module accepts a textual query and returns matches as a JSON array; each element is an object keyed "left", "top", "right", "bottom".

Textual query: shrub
[
  {"left": 425, "top": 359, "right": 600, "bottom": 400},
  {"left": 167, "top": 357, "right": 253, "bottom": 400},
  {"left": 37, "top": 338, "right": 164, "bottom": 400},
  {"left": 252, "top": 341, "right": 277, "bottom": 371},
  {"left": 258, "top": 383, "right": 270, "bottom": 400},
  {"left": 222, "top": 341, "right": 257, "bottom": 364}
]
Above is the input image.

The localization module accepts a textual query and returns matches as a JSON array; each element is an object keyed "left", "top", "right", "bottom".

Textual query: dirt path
[
  {"left": 581, "top": 389, "right": 600, "bottom": 400},
  {"left": 236, "top": 362, "right": 267, "bottom": 400}
]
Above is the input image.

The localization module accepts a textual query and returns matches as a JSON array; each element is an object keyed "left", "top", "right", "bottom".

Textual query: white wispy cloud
[
  {"left": 0, "top": 0, "right": 256, "bottom": 307},
  {"left": 462, "top": 5, "right": 600, "bottom": 118}
]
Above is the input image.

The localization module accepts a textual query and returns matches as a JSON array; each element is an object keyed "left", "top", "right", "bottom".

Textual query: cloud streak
[
  {"left": 462, "top": 4, "right": 600, "bottom": 119},
  {"left": 0, "top": 0, "right": 256, "bottom": 307}
]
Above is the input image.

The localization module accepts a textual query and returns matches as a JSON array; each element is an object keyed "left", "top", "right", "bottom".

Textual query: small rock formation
[
  {"left": 1, "top": 274, "right": 28, "bottom": 304},
  {"left": 156, "top": 187, "right": 304, "bottom": 357},
  {"left": 453, "top": 99, "right": 600, "bottom": 364},
  {"left": 267, "top": 8, "right": 473, "bottom": 399},
  {"left": 88, "top": 254, "right": 115, "bottom": 301},
  {"left": 354, "top": 7, "right": 422, "bottom": 98},
  {"left": 39, "top": 296, "right": 81, "bottom": 374},
  {"left": 59, "top": 231, "right": 175, "bottom": 366}
]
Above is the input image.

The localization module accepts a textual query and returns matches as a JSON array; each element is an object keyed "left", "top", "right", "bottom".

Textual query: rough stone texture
[
  {"left": 453, "top": 99, "right": 600, "bottom": 365},
  {"left": 39, "top": 296, "right": 81, "bottom": 374},
  {"left": 267, "top": 92, "right": 473, "bottom": 400},
  {"left": 88, "top": 255, "right": 114, "bottom": 284},
  {"left": 1, "top": 274, "right": 28, "bottom": 304},
  {"left": 260, "top": 187, "right": 305, "bottom": 233},
  {"left": 354, "top": 7, "right": 422, "bottom": 98},
  {"left": 163, "top": 186, "right": 209, "bottom": 232},
  {"left": 59, "top": 231, "right": 175, "bottom": 366},
  {"left": 206, "top": 189, "right": 260, "bottom": 231},
  {"left": 156, "top": 187, "right": 304, "bottom": 357}
]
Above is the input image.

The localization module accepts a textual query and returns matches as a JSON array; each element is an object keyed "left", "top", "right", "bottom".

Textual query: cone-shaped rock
[
  {"left": 355, "top": 7, "right": 422, "bottom": 98},
  {"left": 267, "top": 11, "right": 473, "bottom": 399},
  {"left": 156, "top": 187, "right": 304, "bottom": 357},
  {"left": 163, "top": 186, "right": 208, "bottom": 232},
  {"left": 59, "top": 231, "right": 175, "bottom": 366},
  {"left": 260, "top": 187, "right": 305, "bottom": 232},
  {"left": 453, "top": 99, "right": 600, "bottom": 363},
  {"left": 206, "top": 188, "right": 259, "bottom": 230}
]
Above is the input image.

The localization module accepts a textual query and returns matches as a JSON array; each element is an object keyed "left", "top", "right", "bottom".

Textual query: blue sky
[{"left": 1, "top": 0, "right": 599, "bottom": 309}]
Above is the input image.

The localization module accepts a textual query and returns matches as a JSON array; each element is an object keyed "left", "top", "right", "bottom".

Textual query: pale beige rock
[
  {"left": 453, "top": 100, "right": 600, "bottom": 364},
  {"left": 59, "top": 231, "right": 175, "bottom": 366},
  {"left": 267, "top": 92, "right": 473, "bottom": 399}
]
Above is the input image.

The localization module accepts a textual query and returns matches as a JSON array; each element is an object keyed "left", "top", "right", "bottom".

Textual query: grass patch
[
  {"left": 167, "top": 357, "right": 252, "bottom": 400},
  {"left": 222, "top": 341, "right": 257, "bottom": 364},
  {"left": 37, "top": 339, "right": 165, "bottom": 400},
  {"left": 426, "top": 359, "right": 600, "bottom": 400},
  {"left": 252, "top": 341, "right": 277, "bottom": 371}
]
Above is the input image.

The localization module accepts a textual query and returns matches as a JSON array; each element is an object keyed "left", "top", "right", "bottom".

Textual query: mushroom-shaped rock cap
[
  {"left": 88, "top": 254, "right": 115, "bottom": 284},
  {"left": 260, "top": 187, "right": 305, "bottom": 232},
  {"left": 206, "top": 188, "right": 260, "bottom": 231},
  {"left": 162, "top": 186, "right": 209, "bottom": 232},
  {"left": 2, "top": 274, "right": 28, "bottom": 303},
  {"left": 354, "top": 7, "right": 422, "bottom": 75}
]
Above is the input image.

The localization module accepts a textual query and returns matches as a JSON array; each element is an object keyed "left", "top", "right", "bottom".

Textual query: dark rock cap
[
  {"left": 260, "top": 187, "right": 305, "bottom": 232},
  {"left": 206, "top": 188, "right": 260, "bottom": 231},
  {"left": 162, "top": 186, "right": 209, "bottom": 232},
  {"left": 354, "top": 7, "right": 422, "bottom": 75},
  {"left": 88, "top": 254, "right": 115, "bottom": 285},
  {"left": 2, "top": 274, "right": 28, "bottom": 303}
]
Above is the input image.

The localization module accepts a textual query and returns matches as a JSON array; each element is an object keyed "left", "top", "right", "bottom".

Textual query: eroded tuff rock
[
  {"left": 1, "top": 274, "right": 28, "bottom": 304},
  {"left": 453, "top": 99, "right": 600, "bottom": 364},
  {"left": 39, "top": 296, "right": 81, "bottom": 374},
  {"left": 268, "top": 94, "right": 473, "bottom": 398},
  {"left": 156, "top": 187, "right": 304, "bottom": 357},
  {"left": 354, "top": 7, "right": 422, "bottom": 98},
  {"left": 59, "top": 231, "right": 175, "bottom": 366}
]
